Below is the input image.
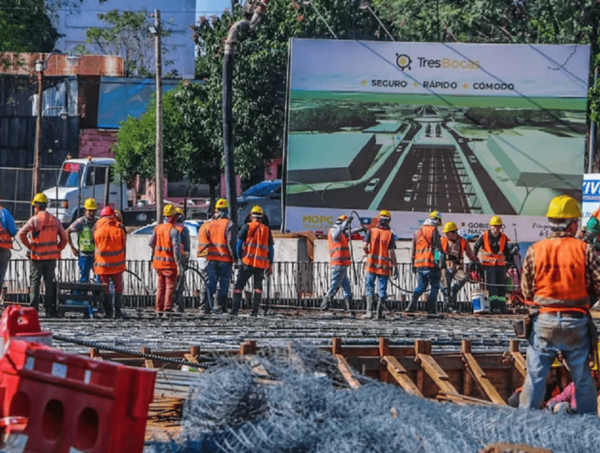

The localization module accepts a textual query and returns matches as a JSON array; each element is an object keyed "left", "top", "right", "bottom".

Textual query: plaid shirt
[{"left": 521, "top": 231, "right": 600, "bottom": 302}]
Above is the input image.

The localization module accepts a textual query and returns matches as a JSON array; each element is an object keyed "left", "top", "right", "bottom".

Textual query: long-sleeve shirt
[
  {"left": 473, "top": 231, "right": 511, "bottom": 257},
  {"left": 546, "top": 382, "right": 576, "bottom": 410},
  {"left": 148, "top": 223, "right": 182, "bottom": 265},
  {"left": 521, "top": 231, "right": 600, "bottom": 302},
  {"left": 237, "top": 222, "right": 274, "bottom": 264},
  {"left": 175, "top": 222, "right": 191, "bottom": 255},
  {"left": 330, "top": 219, "right": 364, "bottom": 242},
  {"left": 17, "top": 211, "right": 68, "bottom": 251},
  {"left": 0, "top": 207, "right": 17, "bottom": 237}
]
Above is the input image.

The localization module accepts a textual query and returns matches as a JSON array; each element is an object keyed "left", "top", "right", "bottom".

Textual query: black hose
[{"left": 53, "top": 335, "right": 210, "bottom": 369}]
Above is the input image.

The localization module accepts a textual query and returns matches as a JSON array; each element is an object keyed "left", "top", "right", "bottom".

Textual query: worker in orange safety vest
[
  {"left": 231, "top": 205, "right": 273, "bottom": 317},
  {"left": 150, "top": 205, "right": 183, "bottom": 316},
  {"left": 406, "top": 211, "right": 445, "bottom": 314},
  {"left": 362, "top": 210, "right": 397, "bottom": 320},
  {"left": 17, "top": 193, "right": 67, "bottom": 317},
  {"left": 93, "top": 205, "right": 126, "bottom": 318},
  {"left": 519, "top": 195, "right": 599, "bottom": 414},
  {"left": 173, "top": 207, "right": 191, "bottom": 312},
  {"left": 0, "top": 200, "right": 18, "bottom": 300}
]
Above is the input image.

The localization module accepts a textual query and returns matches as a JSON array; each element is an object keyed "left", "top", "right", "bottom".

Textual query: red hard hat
[{"left": 100, "top": 206, "right": 115, "bottom": 217}]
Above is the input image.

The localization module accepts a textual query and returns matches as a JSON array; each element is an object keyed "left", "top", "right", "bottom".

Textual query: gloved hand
[
  {"left": 393, "top": 267, "right": 399, "bottom": 279},
  {"left": 234, "top": 260, "right": 242, "bottom": 269},
  {"left": 348, "top": 215, "right": 354, "bottom": 223}
]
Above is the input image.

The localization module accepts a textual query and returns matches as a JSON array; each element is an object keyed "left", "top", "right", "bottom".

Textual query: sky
[{"left": 196, "top": 0, "right": 230, "bottom": 17}]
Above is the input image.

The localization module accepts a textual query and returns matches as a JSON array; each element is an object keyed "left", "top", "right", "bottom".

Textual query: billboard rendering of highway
[{"left": 283, "top": 39, "right": 590, "bottom": 241}]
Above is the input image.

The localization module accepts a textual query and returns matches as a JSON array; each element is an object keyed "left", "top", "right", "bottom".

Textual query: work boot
[
  {"left": 114, "top": 294, "right": 125, "bottom": 319},
  {"left": 250, "top": 292, "right": 262, "bottom": 317},
  {"left": 320, "top": 295, "right": 332, "bottom": 311},
  {"left": 218, "top": 294, "right": 229, "bottom": 314},
  {"left": 230, "top": 292, "right": 242, "bottom": 316},
  {"left": 213, "top": 294, "right": 224, "bottom": 314},
  {"left": 201, "top": 294, "right": 211, "bottom": 314},
  {"left": 344, "top": 297, "right": 355, "bottom": 317},
  {"left": 426, "top": 297, "right": 437, "bottom": 315},
  {"left": 375, "top": 298, "right": 384, "bottom": 320},
  {"left": 103, "top": 293, "right": 113, "bottom": 319},
  {"left": 405, "top": 294, "right": 418, "bottom": 313},
  {"left": 362, "top": 295, "right": 374, "bottom": 319}
]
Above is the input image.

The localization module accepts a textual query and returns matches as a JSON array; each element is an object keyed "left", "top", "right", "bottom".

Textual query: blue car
[
  {"left": 131, "top": 220, "right": 204, "bottom": 236},
  {"left": 237, "top": 180, "right": 281, "bottom": 229}
]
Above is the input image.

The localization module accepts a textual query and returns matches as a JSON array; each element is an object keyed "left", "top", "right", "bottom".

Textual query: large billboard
[{"left": 284, "top": 39, "right": 590, "bottom": 241}]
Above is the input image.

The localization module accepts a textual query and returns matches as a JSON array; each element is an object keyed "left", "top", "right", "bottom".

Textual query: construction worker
[
  {"left": 197, "top": 198, "right": 236, "bottom": 314},
  {"left": 362, "top": 210, "right": 397, "bottom": 319},
  {"left": 519, "top": 195, "right": 600, "bottom": 414},
  {"left": 197, "top": 215, "right": 212, "bottom": 313},
  {"left": 406, "top": 211, "right": 444, "bottom": 314},
  {"left": 231, "top": 205, "right": 273, "bottom": 317},
  {"left": 93, "top": 206, "right": 126, "bottom": 318},
  {"left": 321, "top": 214, "right": 364, "bottom": 313},
  {"left": 440, "top": 222, "right": 478, "bottom": 313},
  {"left": 473, "top": 216, "right": 510, "bottom": 313},
  {"left": 66, "top": 198, "right": 97, "bottom": 284},
  {"left": 150, "top": 205, "right": 183, "bottom": 315},
  {"left": 174, "top": 207, "right": 190, "bottom": 312},
  {"left": 0, "top": 201, "right": 17, "bottom": 299},
  {"left": 17, "top": 193, "right": 67, "bottom": 316}
]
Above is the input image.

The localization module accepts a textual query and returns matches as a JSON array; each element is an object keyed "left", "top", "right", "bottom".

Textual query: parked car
[
  {"left": 131, "top": 220, "right": 204, "bottom": 236},
  {"left": 237, "top": 179, "right": 281, "bottom": 229},
  {"left": 404, "top": 189, "right": 414, "bottom": 202},
  {"left": 412, "top": 174, "right": 421, "bottom": 182},
  {"left": 468, "top": 155, "right": 477, "bottom": 164},
  {"left": 458, "top": 138, "right": 464, "bottom": 143},
  {"left": 365, "top": 178, "right": 380, "bottom": 193}
]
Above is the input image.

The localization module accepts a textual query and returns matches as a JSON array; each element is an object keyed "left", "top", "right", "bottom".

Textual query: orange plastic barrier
[
  {"left": 0, "top": 306, "right": 52, "bottom": 356},
  {"left": 0, "top": 339, "right": 156, "bottom": 453}
]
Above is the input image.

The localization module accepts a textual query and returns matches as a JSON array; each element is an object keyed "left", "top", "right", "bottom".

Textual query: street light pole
[
  {"left": 154, "top": 9, "right": 164, "bottom": 224},
  {"left": 33, "top": 62, "right": 44, "bottom": 197}
]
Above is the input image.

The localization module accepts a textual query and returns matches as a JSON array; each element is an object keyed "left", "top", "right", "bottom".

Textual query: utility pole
[
  {"left": 33, "top": 63, "right": 44, "bottom": 197},
  {"left": 589, "top": 65, "right": 599, "bottom": 174},
  {"left": 155, "top": 9, "right": 164, "bottom": 223},
  {"left": 223, "top": 0, "right": 270, "bottom": 229}
]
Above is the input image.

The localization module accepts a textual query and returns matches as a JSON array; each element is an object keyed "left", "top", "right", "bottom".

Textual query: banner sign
[
  {"left": 284, "top": 39, "right": 590, "bottom": 241},
  {"left": 583, "top": 173, "right": 600, "bottom": 220}
]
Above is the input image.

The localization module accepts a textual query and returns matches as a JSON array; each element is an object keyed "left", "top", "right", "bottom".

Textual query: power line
[{"left": 0, "top": 7, "right": 224, "bottom": 14}]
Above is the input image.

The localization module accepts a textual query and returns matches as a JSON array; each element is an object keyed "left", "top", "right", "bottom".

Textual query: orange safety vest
[
  {"left": 29, "top": 211, "right": 61, "bottom": 260},
  {"left": 480, "top": 231, "right": 507, "bottom": 267},
  {"left": 205, "top": 218, "right": 233, "bottom": 263},
  {"left": 93, "top": 217, "right": 126, "bottom": 275},
  {"left": 414, "top": 225, "right": 436, "bottom": 268},
  {"left": 328, "top": 228, "right": 351, "bottom": 267},
  {"left": 366, "top": 227, "right": 393, "bottom": 276},
  {"left": 197, "top": 220, "right": 211, "bottom": 258},
  {"left": 441, "top": 236, "right": 467, "bottom": 264},
  {"left": 152, "top": 223, "right": 178, "bottom": 271},
  {"left": 0, "top": 206, "right": 11, "bottom": 250},
  {"left": 526, "top": 236, "right": 589, "bottom": 314},
  {"left": 242, "top": 221, "right": 270, "bottom": 269}
]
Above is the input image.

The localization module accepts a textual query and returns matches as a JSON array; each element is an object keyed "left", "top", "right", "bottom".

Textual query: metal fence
[{"left": 3, "top": 259, "right": 484, "bottom": 311}]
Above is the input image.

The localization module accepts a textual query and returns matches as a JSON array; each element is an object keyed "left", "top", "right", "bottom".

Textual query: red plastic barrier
[
  {"left": 0, "top": 339, "right": 156, "bottom": 453},
  {"left": 0, "top": 306, "right": 52, "bottom": 356}
]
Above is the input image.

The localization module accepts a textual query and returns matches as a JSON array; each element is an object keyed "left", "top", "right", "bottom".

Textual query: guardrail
[{"left": 2, "top": 259, "right": 483, "bottom": 311}]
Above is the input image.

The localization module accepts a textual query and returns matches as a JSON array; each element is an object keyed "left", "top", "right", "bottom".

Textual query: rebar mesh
[{"left": 145, "top": 343, "right": 600, "bottom": 453}]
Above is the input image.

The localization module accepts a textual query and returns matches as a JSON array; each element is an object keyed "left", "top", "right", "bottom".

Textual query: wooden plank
[
  {"left": 462, "top": 340, "right": 506, "bottom": 405},
  {"left": 335, "top": 354, "right": 361, "bottom": 390},
  {"left": 416, "top": 353, "right": 459, "bottom": 395},
  {"left": 479, "top": 443, "right": 553, "bottom": 453},
  {"left": 510, "top": 352, "right": 527, "bottom": 378},
  {"left": 437, "top": 392, "right": 500, "bottom": 407},
  {"left": 382, "top": 356, "right": 422, "bottom": 397},
  {"left": 142, "top": 347, "right": 155, "bottom": 369},
  {"left": 332, "top": 337, "right": 342, "bottom": 355},
  {"left": 379, "top": 338, "right": 390, "bottom": 383}
]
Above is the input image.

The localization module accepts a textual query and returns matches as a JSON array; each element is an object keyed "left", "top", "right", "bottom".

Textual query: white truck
[{"left": 43, "top": 157, "right": 130, "bottom": 225}]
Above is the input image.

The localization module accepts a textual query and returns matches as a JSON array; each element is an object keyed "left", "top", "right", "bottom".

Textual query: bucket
[{"left": 471, "top": 290, "right": 490, "bottom": 314}]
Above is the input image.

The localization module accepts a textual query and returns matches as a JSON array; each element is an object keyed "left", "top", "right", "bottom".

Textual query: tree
[
  {"left": 192, "top": 0, "right": 395, "bottom": 178},
  {"left": 75, "top": 9, "right": 177, "bottom": 77},
  {"left": 0, "top": 0, "right": 61, "bottom": 52},
  {"left": 113, "top": 82, "right": 222, "bottom": 205}
]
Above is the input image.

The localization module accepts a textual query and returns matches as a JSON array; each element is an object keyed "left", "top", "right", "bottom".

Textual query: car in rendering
[
  {"left": 404, "top": 189, "right": 414, "bottom": 202},
  {"left": 458, "top": 138, "right": 464, "bottom": 143},
  {"left": 131, "top": 220, "right": 205, "bottom": 236},
  {"left": 412, "top": 174, "right": 421, "bottom": 182},
  {"left": 237, "top": 179, "right": 282, "bottom": 229},
  {"left": 365, "top": 178, "right": 380, "bottom": 193},
  {"left": 468, "top": 156, "right": 478, "bottom": 164}
]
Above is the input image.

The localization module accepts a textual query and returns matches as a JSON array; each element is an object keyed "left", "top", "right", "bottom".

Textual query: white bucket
[{"left": 471, "top": 290, "right": 490, "bottom": 314}]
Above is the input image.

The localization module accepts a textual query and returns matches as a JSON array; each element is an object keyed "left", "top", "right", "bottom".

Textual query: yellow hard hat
[
  {"left": 215, "top": 198, "right": 229, "bottom": 210},
  {"left": 114, "top": 210, "right": 123, "bottom": 223},
  {"left": 379, "top": 210, "right": 391, "bottom": 220},
  {"left": 546, "top": 195, "right": 581, "bottom": 219},
  {"left": 163, "top": 204, "right": 177, "bottom": 217},
  {"left": 443, "top": 222, "right": 458, "bottom": 234},
  {"left": 31, "top": 193, "right": 48, "bottom": 205},
  {"left": 176, "top": 207, "right": 184, "bottom": 215},
  {"left": 337, "top": 214, "right": 348, "bottom": 222},
  {"left": 429, "top": 211, "right": 442, "bottom": 221},
  {"left": 490, "top": 215, "right": 503, "bottom": 226},
  {"left": 251, "top": 205, "right": 264, "bottom": 216},
  {"left": 84, "top": 198, "right": 97, "bottom": 210}
]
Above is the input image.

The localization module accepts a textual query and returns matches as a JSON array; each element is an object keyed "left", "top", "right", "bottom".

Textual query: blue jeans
[
  {"left": 207, "top": 261, "right": 232, "bottom": 297},
  {"left": 413, "top": 267, "right": 440, "bottom": 302},
  {"left": 519, "top": 313, "right": 597, "bottom": 414},
  {"left": 365, "top": 272, "right": 388, "bottom": 299},
  {"left": 78, "top": 254, "right": 95, "bottom": 283},
  {"left": 327, "top": 265, "right": 352, "bottom": 299},
  {"left": 0, "top": 249, "right": 10, "bottom": 291}
]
